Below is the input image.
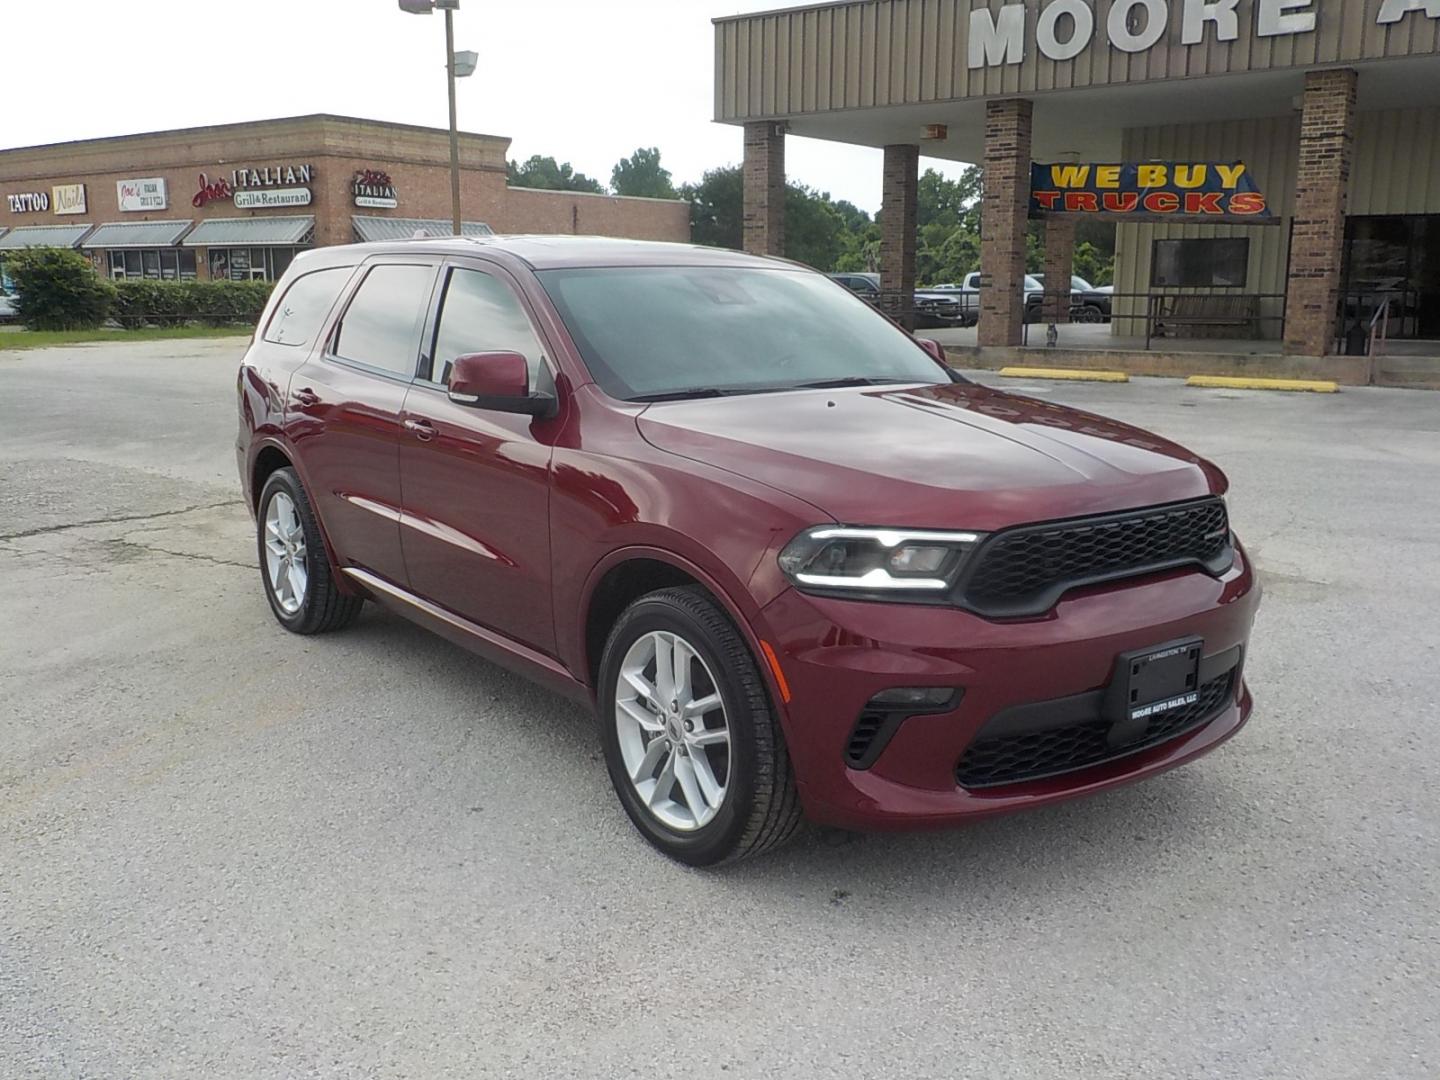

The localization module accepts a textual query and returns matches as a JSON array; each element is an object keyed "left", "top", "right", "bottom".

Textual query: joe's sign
[{"left": 1030, "top": 161, "right": 1271, "bottom": 219}]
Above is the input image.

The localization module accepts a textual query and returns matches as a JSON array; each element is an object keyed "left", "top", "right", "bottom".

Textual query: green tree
[
  {"left": 681, "top": 168, "right": 851, "bottom": 271},
  {"left": 682, "top": 166, "right": 743, "bottom": 250},
  {"left": 6, "top": 247, "right": 115, "bottom": 330},
  {"left": 912, "top": 166, "right": 984, "bottom": 285},
  {"left": 611, "top": 147, "right": 678, "bottom": 200},
  {"left": 784, "top": 184, "right": 847, "bottom": 270},
  {"left": 507, "top": 155, "right": 606, "bottom": 194},
  {"left": 918, "top": 166, "right": 981, "bottom": 230}
]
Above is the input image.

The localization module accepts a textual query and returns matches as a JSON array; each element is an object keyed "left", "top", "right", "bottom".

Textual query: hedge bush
[
  {"left": 112, "top": 279, "right": 275, "bottom": 328},
  {"left": 6, "top": 248, "right": 117, "bottom": 331}
]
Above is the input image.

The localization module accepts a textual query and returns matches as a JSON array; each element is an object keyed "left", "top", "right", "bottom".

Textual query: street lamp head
[
  {"left": 398, "top": 0, "right": 435, "bottom": 13},
  {"left": 453, "top": 50, "right": 478, "bottom": 78}
]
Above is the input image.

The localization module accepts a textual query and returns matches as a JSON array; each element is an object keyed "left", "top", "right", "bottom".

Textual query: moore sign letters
[{"left": 970, "top": 0, "right": 1440, "bottom": 67}]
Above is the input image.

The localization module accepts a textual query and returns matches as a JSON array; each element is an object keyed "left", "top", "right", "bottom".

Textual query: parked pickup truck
[
  {"left": 830, "top": 273, "right": 967, "bottom": 329},
  {"left": 930, "top": 273, "right": 1046, "bottom": 324},
  {"left": 1033, "top": 274, "right": 1113, "bottom": 323}
]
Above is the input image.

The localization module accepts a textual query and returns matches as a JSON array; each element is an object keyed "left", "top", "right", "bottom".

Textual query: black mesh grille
[
  {"left": 960, "top": 499, "right": 1232, "bottom": 617},
  {"left": 955, "top": 672, "right": 1235, "bottom": 790}
]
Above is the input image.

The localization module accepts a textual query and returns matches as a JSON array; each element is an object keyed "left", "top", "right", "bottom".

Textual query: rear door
[
  {"left": 288, "top": 257, "right": 439, "bottom": 585},
  {"left": 396, "top": 259, "right": 560, "bottom": 654}
]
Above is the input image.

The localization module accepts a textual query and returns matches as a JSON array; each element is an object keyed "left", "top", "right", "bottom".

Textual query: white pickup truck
[{"left": 929, "top": 272, "right": 1046, "bottom": 323}]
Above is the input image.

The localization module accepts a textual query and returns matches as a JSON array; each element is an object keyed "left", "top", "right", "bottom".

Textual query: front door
[
  {"left": 289, "top": 259, "right": 439, "bottom": 585},
  {"left": 1344, "top": 215, "right": 1440, "bottom": 340},
  {"left": 398, "top": 261, "right": 559, "bottom": 655}
]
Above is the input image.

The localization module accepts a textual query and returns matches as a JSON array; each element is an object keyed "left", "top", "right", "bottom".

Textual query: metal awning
[
  {"left": 82, "top": 220, "right": 194, "bottom": 250},
  {"left": 353, "top": 216, "right": 494, "bottom": 242},
  {"left": 0, "top": 224, "right": 94, "bottom": 251},
  {"left": 183, "top": 216, "right": 315, "bottom": 247}
]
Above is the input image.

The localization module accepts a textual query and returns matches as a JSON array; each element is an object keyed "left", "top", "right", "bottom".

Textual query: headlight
[{"left": 778, "top": 526, "right": 985, "bottom": 596}]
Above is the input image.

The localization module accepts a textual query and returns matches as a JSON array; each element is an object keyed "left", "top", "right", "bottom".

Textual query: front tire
[
  {"left": 256, "top": 467, "right": 363, "bottom": 635},
  {"left": 597, "top": 587, "right": 802, "bottom": 866}
]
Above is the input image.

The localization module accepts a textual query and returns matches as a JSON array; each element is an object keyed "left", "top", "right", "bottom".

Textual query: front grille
[
  {"left": 958, "top": 498, "right": 1232, "bottom": 617},
  {"left": 955, "top": 671, "right": 1235, "bottom": 790}
]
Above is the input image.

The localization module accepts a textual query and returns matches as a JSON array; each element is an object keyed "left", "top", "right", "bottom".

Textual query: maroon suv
[{"left": 237, "top": 236, "right": 1259, "bottom": 865}]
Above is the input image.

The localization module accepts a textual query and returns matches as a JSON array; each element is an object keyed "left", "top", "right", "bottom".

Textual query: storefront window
[
  {"left": 208, "top": 247, "right": 297, "bottom": 282},
  {"left": 1151, "top": 239, "right": 1250, "bottom": 288},
  {"left": 108, "top": 249, "right": 197, "bottom": 281}
]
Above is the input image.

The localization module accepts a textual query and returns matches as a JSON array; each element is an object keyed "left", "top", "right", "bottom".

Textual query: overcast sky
[{"left": 3, "top": 0, "right": 972, "bottom": 213}]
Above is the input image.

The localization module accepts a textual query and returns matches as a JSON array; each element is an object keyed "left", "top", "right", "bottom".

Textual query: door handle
[
  {"left": 294, "top": 387, "right": 320, "bottom": 407},
  {"left": 404, "top": 418, "right": 436, "bottom": 442}
]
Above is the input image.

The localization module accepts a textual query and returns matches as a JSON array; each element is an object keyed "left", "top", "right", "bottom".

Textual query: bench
[{"left": 1152, "top": 294, "right": 1261, "bottom": 340}]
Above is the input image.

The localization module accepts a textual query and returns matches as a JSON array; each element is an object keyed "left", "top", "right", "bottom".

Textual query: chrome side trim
[
  {"left": 397, "top": 512, "right": 513, "bottom": 566},
  {"left": 340, "top": 567, "right": 570, "bottom": 681},
  {"left": 337, "top": 493, "right": 402, "bottom": 523}
]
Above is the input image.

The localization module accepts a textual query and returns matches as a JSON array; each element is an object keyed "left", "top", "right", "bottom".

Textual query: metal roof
[
  {"left": 352, "top": 216, "right": 494, "bottom": 242},
  {"left": 82, "top": 220, "right": 194, "bottom": 249},
  {"left": 182, "top": 216, "right": 315, "bottom": 247},
  {"left": 0, "top": 223, "right": 94, "bottom": 250}
]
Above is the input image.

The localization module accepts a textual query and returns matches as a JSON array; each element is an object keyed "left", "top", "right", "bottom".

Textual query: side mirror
[
  {"left": 917, "top": 338, "right": 948, "bottom": 365},
  {"left": 447, "top": 352, "right": 556, "bottom": 417}
]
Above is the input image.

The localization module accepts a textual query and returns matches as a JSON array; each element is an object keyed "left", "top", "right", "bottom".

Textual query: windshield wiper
[
  {"left": 629, "top": 386, "right": 799, "bottom": 402},
  {"left": 789, "top": 377, "right": 912, "bottom": 390},
  {"left": 628, "top": 388, "right": 729, "bottom": 402}
]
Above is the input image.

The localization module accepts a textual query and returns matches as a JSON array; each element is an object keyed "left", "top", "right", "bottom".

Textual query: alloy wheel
[
  {"left": 614, "top": 630, "right": 732, "bottom": 831},
  {"left": 263, "top": 492, "right": 309, "bottom": 615}
]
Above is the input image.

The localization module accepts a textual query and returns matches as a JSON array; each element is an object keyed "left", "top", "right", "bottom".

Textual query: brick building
[
  {"left": 0, "top": 114, "right": 689, "bottom": 283},
  {"left": 718, "top": 0, "right": 1440, "bottom": 383}
]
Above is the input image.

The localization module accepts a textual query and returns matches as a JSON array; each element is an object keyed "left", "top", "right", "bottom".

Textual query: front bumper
[{"left": 758, "top": 543, "right": 1260, "bottom": 830}]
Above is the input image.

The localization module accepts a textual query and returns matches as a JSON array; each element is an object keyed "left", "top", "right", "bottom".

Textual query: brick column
[
  {"left": 1284, "top": 69, "right": 1357, "bottom": 357},
  {"left": 979, "top": 99, "right": 1034, "bottom": 347},
  {"left": 880, "top": 144, "right": 920, "bottom": 331},
  {"left": 743, "top": 121, "right": 785, "bottom": 256},
  {"left": 1042, "top": 215, "right": 1076, "bottom": 324}
]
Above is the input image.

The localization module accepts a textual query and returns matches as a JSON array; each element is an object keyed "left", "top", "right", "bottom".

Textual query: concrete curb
[
  {"left": 997, "top": 366, "right": 1130, "bottom": 383},
  {"left": 1186, "top": 375, "right": 1339, "bottom": 393}
]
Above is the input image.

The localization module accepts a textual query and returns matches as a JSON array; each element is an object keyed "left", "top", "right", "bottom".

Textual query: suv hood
[{"left": 637, "top": 382, "right": 1223, "bottom": 531}]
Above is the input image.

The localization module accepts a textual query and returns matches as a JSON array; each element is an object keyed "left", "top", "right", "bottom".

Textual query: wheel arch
[{"left": 579, "top": 547, "right": 786, "bottom": 714}]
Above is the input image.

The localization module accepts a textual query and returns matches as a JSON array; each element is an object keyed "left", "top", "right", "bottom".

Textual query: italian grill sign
[{"left": 1030, "top": 162, "right": 1272, "bottom": 220}]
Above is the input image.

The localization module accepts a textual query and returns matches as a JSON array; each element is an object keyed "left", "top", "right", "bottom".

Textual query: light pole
[{"left": 399, "top": 0, "right": 476, "bottom": 236}]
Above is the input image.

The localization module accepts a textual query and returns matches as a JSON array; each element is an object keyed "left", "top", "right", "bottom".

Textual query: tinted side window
[
  {"left": 263, "top": 267, "right": 353, "bottom": 347},
  {"left": 333, "top": 264, "right": 435, "bottom": 376},
  {"left": 429, "top": 267, "right": 550, "bottom": 389}
]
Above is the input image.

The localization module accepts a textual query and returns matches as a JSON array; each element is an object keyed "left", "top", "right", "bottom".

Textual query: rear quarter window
[{"left": 262, "top": 267, "right": 355, "bottom": 348}]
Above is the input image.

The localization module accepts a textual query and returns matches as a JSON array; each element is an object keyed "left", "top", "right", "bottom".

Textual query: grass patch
[{"left": 0, "top": 325, "right": 253, "bottom": 351}]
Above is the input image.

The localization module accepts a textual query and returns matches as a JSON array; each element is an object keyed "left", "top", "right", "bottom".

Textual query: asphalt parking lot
[{"left": 2, "top": 338, "right": 1437, "bottom": 1079}]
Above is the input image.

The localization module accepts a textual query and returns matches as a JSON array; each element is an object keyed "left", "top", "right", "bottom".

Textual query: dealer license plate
[{"left": 1125, "top": 638, "right": 1203, "bottom": 723}]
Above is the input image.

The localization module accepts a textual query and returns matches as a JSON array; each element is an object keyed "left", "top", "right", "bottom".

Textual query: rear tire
[
  {"left": 597, "top": 586, "right": 803, "bottom": 866},
  {"left": 256, "top": 467, "right": 363, "bottom": 635}
]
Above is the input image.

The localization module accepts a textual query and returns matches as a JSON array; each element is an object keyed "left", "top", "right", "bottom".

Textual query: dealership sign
[
  {"left": 118, "top": 177, "right": 169, "bottom": 212},
  {"left": 1031, "top": 161, "right": 1271, "bottom": 218},
  {"left": 6, "top": 192, "right": 49, "bottom": 214},
  {"left": 970, "top": 0, "right": 1440, "bottom": 68},
  {"left": 52, "top": 184, "right": 87, "bottom": 216},
  {"left": 353, "top": 169, "right": 399, "bottom": 209}
]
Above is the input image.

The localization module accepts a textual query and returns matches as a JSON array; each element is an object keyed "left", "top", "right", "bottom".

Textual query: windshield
[{"left": 536, "top": 266, "right": 952, "bottom": 401}]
